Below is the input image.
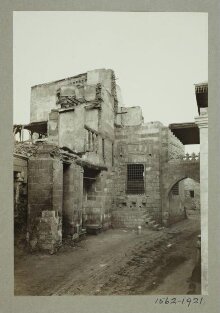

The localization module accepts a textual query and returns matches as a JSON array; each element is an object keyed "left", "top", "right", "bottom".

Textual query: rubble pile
[{"left": 14, "top": 141, "right": 40, "bottom": 158}]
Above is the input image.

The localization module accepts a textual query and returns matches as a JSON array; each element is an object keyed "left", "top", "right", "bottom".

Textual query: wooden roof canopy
[
  {"left": 169, "top": 82, "right": 208, "bottom": 145},
  {"left": 169, "top": 122, "right": 199, "bottom": 145},
  {"left": 195, "top": 82, "right": 208, "bottom": 114},
  {"left": 23, "top": 121, "right": 48, "bottom": 135}
]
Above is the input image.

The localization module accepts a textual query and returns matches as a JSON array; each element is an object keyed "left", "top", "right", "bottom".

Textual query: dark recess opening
[
  {"left": 190, "top": 190, "right": 195, "bottom": 198},
  {"left": 126, "top": 164, "right": 145, "bottom": 194},
  {"left": 83, "top": 167, "right": 100, "bottom": 198}
]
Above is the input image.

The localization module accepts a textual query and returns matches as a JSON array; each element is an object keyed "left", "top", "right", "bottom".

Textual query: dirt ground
[{"left": 14, "top": 212, "right": 201, "bottom": 296}]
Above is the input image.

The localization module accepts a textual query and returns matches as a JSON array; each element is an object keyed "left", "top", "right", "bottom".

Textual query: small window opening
[
  {"left": 126, "top": 164, "right": 145, "bottom": 194},
  {"left": 190, "top": 190, "right": 194, "bottom": 198},
  {"left": 83, "top": 167, "right": 100, "bottom": 203}
]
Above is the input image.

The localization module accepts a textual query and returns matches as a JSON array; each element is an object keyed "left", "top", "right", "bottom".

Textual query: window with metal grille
[
  {"left": 171, "top": 182, "right": 179, "bottom": 195},
  {"left": 190, "top": 190, "right": 194, "bottom": 198},
  {"left": 126, "top": 164, "right": 145, "bottom": 194}
]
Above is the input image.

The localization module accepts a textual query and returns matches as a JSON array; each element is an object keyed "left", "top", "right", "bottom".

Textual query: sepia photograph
[{"left": 13, "top": 11, "right": 208, "bottom": 296}]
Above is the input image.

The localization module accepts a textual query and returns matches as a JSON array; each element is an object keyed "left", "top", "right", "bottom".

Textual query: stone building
[{"left": 13, "top": 69, "right": 201, "bottom": 253}]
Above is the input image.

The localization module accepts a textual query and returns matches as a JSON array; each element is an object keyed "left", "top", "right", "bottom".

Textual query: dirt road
[{"left": 14, "top": 215, "right": 200, "bottom": 295}]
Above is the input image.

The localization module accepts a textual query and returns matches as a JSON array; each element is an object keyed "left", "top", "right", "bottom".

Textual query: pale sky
[{"left": 13, "top": 11, "right": 208, "bottom": 152}]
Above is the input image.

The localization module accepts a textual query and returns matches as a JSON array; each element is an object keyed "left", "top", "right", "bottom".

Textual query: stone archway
[
  {"left": 167, "top": 176, "right": 200, "bottom": 225},
  {"left": 161, "top": 159, "right": 200, "bottom": 226}
]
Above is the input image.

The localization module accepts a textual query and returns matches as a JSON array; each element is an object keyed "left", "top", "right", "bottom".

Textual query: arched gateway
[{"left": 161, "top": 155, "right": 200, "bottom": 226}]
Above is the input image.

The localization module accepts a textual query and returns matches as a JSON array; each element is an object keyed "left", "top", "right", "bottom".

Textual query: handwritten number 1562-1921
[{"left": 155, "top": 297, "right": 204, "bottom": 307}]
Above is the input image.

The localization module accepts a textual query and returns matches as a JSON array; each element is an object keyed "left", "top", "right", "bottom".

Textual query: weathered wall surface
[
  {"left": 168, "top": 180, "right": 186, "bottom": 224},
  {"left": 160, "top": 128, "right": 185, "bottom": 163},
  {"left": 161, "top": 160, "right": 200, "bottom": 226},
  {"left": 168, "top": 129, "right": 185, "bottom": 160},
  {"left": 87, "top": 69, "right": 112, "bottom": 93},
  {"left": 112, "top": 122, "right": 164, "bottom": 228},
  {"left": 14, "top": 155, "right": 28, "bottom": 234},
  {"left": 48, "top": 110, "right": 59, "bottom": 145},
  {"left": 183, "top": 178, "right": 200, "bottom": 210},
  {"left": 82, "top": 169, "right": 114, "bottom": 231},
  {"left": 116, "top": 106, "right": 143, "bottom": 127},
  {"left": 27, "top": 145, "right": 63, "bottom": 252},
  {"left": 99, "top": 88, "right": 115, "bottom": 139},
  {"left": 59, "top": 106, "right": 85, "bottom": 152},
  {"left": 63, "top": 163, "right": 83, "bottom": 237},
  {"left": 85, "top": 109, "right": 99, "bottom": 131},
  {"left": 14, "top": 155, "right": 28, "bottom": 182},
  {"left": 30, "top": 74, "right": 87, "bottom": 122}
]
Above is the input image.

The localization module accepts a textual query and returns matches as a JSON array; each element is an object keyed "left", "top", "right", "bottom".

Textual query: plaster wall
[
  {"left": 59, "top": 106, "right": 85, "bottom": 152},
  {"left": 85, "top": 109, "right": 99, "bottom": 131},
  {"left": 120, "top": 106, "right": 143, "bottom": 126},
  {"left": 30, "top": 74, "right": 87, "bottom": 123}
]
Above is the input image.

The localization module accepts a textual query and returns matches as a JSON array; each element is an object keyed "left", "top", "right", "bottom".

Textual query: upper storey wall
[
  {"left": 30, "top": 69, "right": 121, "bottom": 124},
  {"left": 30, "top": 74, "right": 87, "bottom": 123},
  {"left": 116, "top": 106, "right": 143, "bottom": 126}
]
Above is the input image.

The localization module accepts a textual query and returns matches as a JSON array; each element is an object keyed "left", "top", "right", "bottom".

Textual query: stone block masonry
[
  {"left": 34, "top": 210, "right": 62, "bottom": 254},
  {"left": 112, "top": 122, "right": 164, "bottom": 227},
  {"left": 83, "top": 169, "right": 114, "bottom": 231},
  {"left": 27, "top": 144, "right": 63, "bottom": 252},
  {"left": 63, "top": 162, "right": 83, "bottom": 237}
]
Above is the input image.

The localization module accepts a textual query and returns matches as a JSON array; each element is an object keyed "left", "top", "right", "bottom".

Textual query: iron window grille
[{"left": 126, "top": 164, "right": 145, "bottom": 194}]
